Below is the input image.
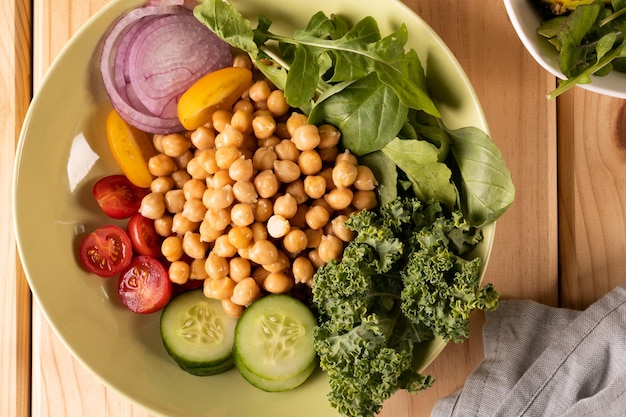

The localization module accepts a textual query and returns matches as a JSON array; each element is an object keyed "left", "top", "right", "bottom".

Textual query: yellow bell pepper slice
[
  {"left": 177, "top": 66, "right": 253, "bottom": 131},
  {"left": 105, "top": 109, "right": 157, "bottom": 188}
]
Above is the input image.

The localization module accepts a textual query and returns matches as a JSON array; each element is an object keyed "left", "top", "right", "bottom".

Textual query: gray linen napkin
[{"left": 431, "top": 283, "right": 626, "bottom": 417}]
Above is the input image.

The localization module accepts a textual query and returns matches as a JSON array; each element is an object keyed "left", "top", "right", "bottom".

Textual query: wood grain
[
  {"left": 1, "top": 0, "right": 32, "bottom": 417},
  {"left": 10, "top": 0, "right": 561, "bottom": 416}
]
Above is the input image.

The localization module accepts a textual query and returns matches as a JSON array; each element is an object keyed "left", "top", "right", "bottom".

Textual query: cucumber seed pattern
[
  {"left": 259, "top": 314, "right": 304, "bottom": 364},
  {"left": 178, "top": 302, "right": 224, "bottom": 345}
]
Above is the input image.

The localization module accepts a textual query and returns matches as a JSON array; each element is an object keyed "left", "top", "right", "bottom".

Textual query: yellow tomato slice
[
  {"left": 105, "top": 109, "right": 156, "bottom": 188},
  {"left": 177, "top": 66, "right": 253, "bottom": 131}
]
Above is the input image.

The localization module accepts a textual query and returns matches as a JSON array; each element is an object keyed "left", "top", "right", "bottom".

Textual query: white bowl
[
  {"left": 503, "top": 0, "right": 626, "bottom": 99},
  {"left": 13, "top": 0, "right": 495, "bottom": 416}
]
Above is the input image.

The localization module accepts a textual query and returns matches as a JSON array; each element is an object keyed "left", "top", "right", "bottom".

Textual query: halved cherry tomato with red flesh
[
  {"left": 127, "top": 213, "right": 162, "bottom": 257},
  {"left": 93, "top": 175, "right": 148, "bottom": 219},
  {"left": 79, "top": 225, "right": 133, "bottom": 278},
  {"left": 118, "top": 256, "right": 172, "bottom": 314}
]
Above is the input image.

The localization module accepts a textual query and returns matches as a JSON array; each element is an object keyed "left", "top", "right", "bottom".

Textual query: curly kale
[{"left": 312, "top": 197, "right": 498, "bottom": 417}]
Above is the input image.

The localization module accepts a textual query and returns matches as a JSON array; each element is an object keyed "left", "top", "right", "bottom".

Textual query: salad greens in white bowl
[
  {"left": 504, "top": 0, "right": 626, "bottom": 99},
  {"left": 13, "top": 0, "right": 514, "bottom": 416}
]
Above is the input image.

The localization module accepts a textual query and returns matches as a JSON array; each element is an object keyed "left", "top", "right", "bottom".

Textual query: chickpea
[
  {"left": 149, "top": 154, "right": 177, "bottom": 177},
  {"left": 291, "top": 124, "right": 321, "bottom": 151},
  {"left": 332, "top": 160, "right": 358, "bottom": 188},
  {"left": 318, "top": 234, "right": 344, "bottom": 263},
  {"left": 273, "top": 193, "right": 298, "bottom": 219},
  {"left": 204, "top": 207, "right": 231, "bottom": 231},
  {"left": 250, "top": 221, "right": 268, "bottom": 242},
  {"left": 153, "top": 134, "right": 165, "bottom": 153},
  {"left": 233, "top": 98, "right": 255, "bottom": 114},
  {"left": 151, "top": 176, "right": 174, "bottom": 194},
  {"left": 202, "top": 185, "right": 234, "bottom": 210},
  {"left": 174, "top": 149, "right": 193, "bottom": 169},
  {"left": 186, "top": 157, "right": 210, "bottom": 180},
  {"left": 282, "top": 228, "right": 308, "bottom": 254},
  {"left": 292, "top": 256, "right": 315, "bottom": 286},
  {"left": 263, "top": 250, "right": 290, "bottom": 273},
  {"left": 215, "top": 145, "right": 241, "bottom": 169},
  {"left": 252, "top": 146, "right": 277, "bottom": 171},
  {"left": 305, "top": 205, "right": 330, "bottom": 230},
  {"left": 230, "top": 277, "right": 261, "bottom": 306},
  {"left": 331, "top": 215, "right": 355, "bottom": 242},
  {"left": 298, "top": 150, "right": 323, "bottom": 175},
  {"left": 161, "top": 235, "right": 183, "bottom": 262},
  {"left": 196, "top": 149, "right": 219, "bottom": 174},
  {"left": 263, "top": 271, "right": 293, "bottom": 294},
  {"left": 171, "top": 169, "right": 192, "bottom": 188},
  {"left": 228, "top": 157, "right": 254, "bottom": 182},
  {"left": 182, "top": 232, "right": 208, "bottom": 259},
  {"left": 324, "top": 188, "right": 354, "bottom": 211},
  {"left": 210, "top": 169, "right": 235, "bottom": 189},
  {"left": 190, "top": 126, "right": 216, "bottom": 150},
  {"left": 275, "top": 122, "right": 290, "bottom": 139},
  {"left": 232, "top": 180, "right": 258, "bottom": 204},
  {"left": 213, "top": 234, "right": 238, "bottom": 258},
  {"left": 232, "top": 51, "right": 252, "bottom": 69},
  {"left": 266, "top": 89, "right": 289, "bottom": 117},
  {"left": 253, "top": 198, "right": 273, "bottom": 222},
  {"left": 221, "top": 299, "right": 244, "bottom": 318},
  {"left": 182, "top": 198, "right": 207, "bottom": 223},
  {"left": 171, "top": 212, "right": 199, "bottom": 235},
  {"left": 229, "top": 256, "right": 251, "bottom": 283},
  {"left": 231, "top": 109, "right": 254, "bottom": 134},
  {"left": 311, "top": 196, "right": 333, "bottom": 213},
  {"left": 285, "top": 112, "right": 308, "bottom": 137},
  {"left": 267, "top": 214, "right": 290, "bottom": 239},
  {"left": 273, "top": 160, "right": 301, "bottom": 183},
  {"left": 352, "top": 190, "right": 378, "bottom": 211},
  {"left": 182, "top": 178, "right": 206, "bottom": 201},
  {"left": 320, "top": 167, "right": 336, "bottom": 190},
  {"left": 228, "top": 226, "right": 253, "bottom": 249},
  {"left": 215, "top": 124, "right": 244, "bottom": 148},
  {"left": 336, "top": 150, "right": 358, "bottom": 165},
  {"left": 318, "top": 124, "right": 341, "bottom": 149},
  {"left": 230, "top": 203, "right": 255, "bottom": 227},
  {"left": 164, "top": 189, "right": 185, "bottom": 213},
  {"left": 161, "top": 133, "right": 191, "bottom": 157},
  {"left": 154, "top": 214, "right": 173, "bottom": 237},
  {"left": 212, "top": 109, "right": 233, "bottom": 132},
  {"left": 139, "top": 192, "right": 166, "bottom": 219},
  {"left": 169, "top": 261, "right": 190, "bottom": 285},
  {"left": 248, "top": 80, "right": 272, "bottom": 103},
  {"left": 247, "top": 239, "right": 279, "bottom": 265},
  {"left": 308, "top": 248, "right": 325, "bottom": 268},
  {"left": 257, "top": 135, "right": 281, "bottom": 147},
  {"left": 189, "top": 258, "right": 208, "bottom": 280},
  {"left": 204, "top": 277, "right": 236, "bottom": 300},
  {"left": 290, "top": 204, "right": 308, "bottom": 229},
  {"left": 318, "top": 146, "right": 340, "bottom": 163},
  {"left": 274, "top": 139, "right": 300, "bottom": 162},
  {"left": 285, "top": 180, "right": 308, "bottom": 204},
  {"left": 204, "top": 251, "right": 230, "bottom": 280},
  {"left": 303, "top": 175, "right": 326, "bottom": 199},
  {"left": 251, "top": 265, "right": 270, "bottom": 287},
  {"left": 252, "top": 114, "right": 277, "bottom": 139},
  {"left": 354, "top": 165, "right": 378, "bottom": 191},
  {"left": 254, "top": 170, "right": 279, "bottom": 198},
  {"left": 199, "top": 220, "right": 222, "bottom": 243}
]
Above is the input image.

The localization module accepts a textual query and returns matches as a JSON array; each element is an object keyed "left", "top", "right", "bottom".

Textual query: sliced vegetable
[
  {"left": 78, "top": 225, "right": 133, "bottom": 278},
  {"left": 93, "top": 174, "right": 148, "bottom": 219},
  {"left": 160, "top": 290, "right": 237, "bottom": 375},
  {"left": 177, "top": 66, "right": 253, "bottom": 130},
  {"left": 233, "top": 295, "right": 317, "bottom": 392},
  {"left": 105, "top": 109, "right": 157, "bottom": 188},
  {"left": 127, "top": 213, "right": 162, "bottom": 257},
  {"left": 100, "top": 2, "right": 232, "bottom": 133},
  {"left": 118, "top": 255, "right": 172, "bottom": 314}
]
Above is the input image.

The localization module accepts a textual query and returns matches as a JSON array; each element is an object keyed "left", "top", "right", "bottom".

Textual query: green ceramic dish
[{"left": 14, "top": 0, "right": 494, "bottom": 416}]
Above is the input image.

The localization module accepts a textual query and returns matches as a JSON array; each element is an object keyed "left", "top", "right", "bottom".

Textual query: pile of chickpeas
[{"left": 138, "top": 59, "right": 378, "bottom": 318}]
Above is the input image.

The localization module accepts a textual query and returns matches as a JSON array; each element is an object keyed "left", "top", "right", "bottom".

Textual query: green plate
[{"left": 13, "top": 0, "right": 494, "bottom": 416}]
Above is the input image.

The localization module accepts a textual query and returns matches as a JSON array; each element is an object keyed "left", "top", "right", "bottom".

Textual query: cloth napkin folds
[{"left": 431, "top": 283, "right": 626, "bottom": 417}]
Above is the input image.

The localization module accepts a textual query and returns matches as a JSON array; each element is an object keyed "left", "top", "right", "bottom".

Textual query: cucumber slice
[
  {"left": 233, "top": 294, "right": 317, "bottom": 391},
  {"left": 160, "top": 290, "right": 237, "bottom": 376}
]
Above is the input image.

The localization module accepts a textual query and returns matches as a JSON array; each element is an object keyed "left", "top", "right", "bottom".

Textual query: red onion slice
[{"left": 100, "top": 3, "right": 232, "bottom": 134}]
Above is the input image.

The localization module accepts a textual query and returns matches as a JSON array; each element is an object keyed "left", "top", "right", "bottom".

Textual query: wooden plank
[
  {"left": 558, "top": 89, "right": 626, "bottom": 310},
  {"left": 0, "top": 0, "right": 33, "bottom": 416}
]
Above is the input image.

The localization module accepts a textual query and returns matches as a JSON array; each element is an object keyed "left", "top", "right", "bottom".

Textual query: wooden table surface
[{"left": 3, "top": 0, "right": 626, "bottom": 416}]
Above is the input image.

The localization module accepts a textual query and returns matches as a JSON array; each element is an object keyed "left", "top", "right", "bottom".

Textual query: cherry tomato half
[
  {"left": 79, "top": 225, "right": 133, "bottom": 277},
  {"left": 118, "top": 255, "right": 172, "bottom": 314},
  {"left": 93, "top": 174, "right": 148, "bottom": 219},
  {"left": 127, "top": 213, "right": 162, "bottom": 257}
]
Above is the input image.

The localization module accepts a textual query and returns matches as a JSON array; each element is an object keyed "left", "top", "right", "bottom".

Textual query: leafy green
[
  {"left": 537, "top": 0, "right": 626, "bottom": 99},
  {"left": 312, "top": 197, "right": 499, "bottom": 417}
]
